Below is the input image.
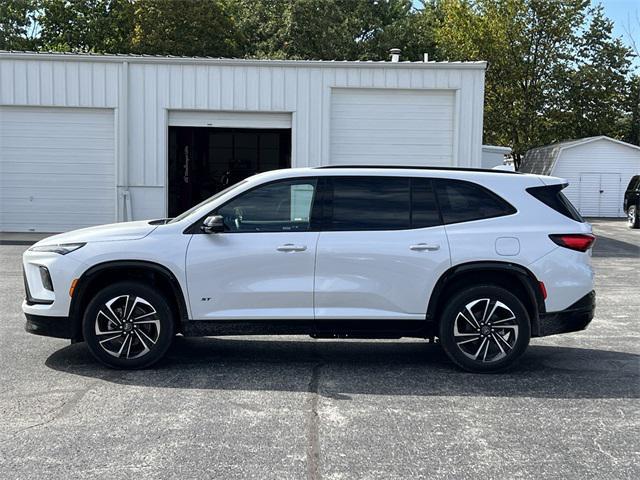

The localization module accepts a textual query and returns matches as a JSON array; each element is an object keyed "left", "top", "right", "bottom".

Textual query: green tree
[
  {"left": 375, "top": 0, "right": 444, "bottom": 62},
  {"left": 567, "top": 5, "right": 633, "bottom": 139},
  {"left": 227, "top": 0, "right": 293, "bottom": 59},
  {"left": 436, "top": 0, "right": 589, "bottom": 168},
  {"left": 37, "top": 0, "right": 135, "bottom": 52},
  {"left": 131, "top": 0, "right": 240, "bottom": 57},
  {"left": 0, "top": 0, "right": 38, "bottom": 50},
  {"left": 623, "top": 74, "right": 640, "bottom": 145},
  {"left": 35, "top": 0, "right": 240, "bottom": 57},
  {"left": 232, "top": 0, "right": 418, "bottom": 60},
  {"left": 622, "top": 15, "right": 640, "bottom": 146}
]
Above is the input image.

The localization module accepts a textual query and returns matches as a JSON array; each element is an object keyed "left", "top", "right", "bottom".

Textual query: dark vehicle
[{"left": 624, "top": 175, "right": 640, "bottom": 229}]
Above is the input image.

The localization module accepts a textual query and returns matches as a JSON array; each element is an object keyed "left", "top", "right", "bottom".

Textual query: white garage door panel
[
  {"left": 599, "top": 173, "right": 622, "bottom": 217},
  {"left": 333, "top": 89, "right": 453, "bottom": 105},
  {"left": 3, "top": 161, "right": 114, "bottom": 176},
  {"left": 578, "top": 174, "right": 600, "bottom": 216},
  {"left": 578, "top": 172, "right": 622, "bottom": 217},
  {"left": 0, "top": 107, "right": 115, "bottom": 232},
  {"left": 331, "top": 130, "right": 452, "bottom": 143},
  {"left": 330, "top": 88, "right": 455, "bottom": 166},
  {"left": 331, "top": 106, "right": 454, "bottom": 119}
]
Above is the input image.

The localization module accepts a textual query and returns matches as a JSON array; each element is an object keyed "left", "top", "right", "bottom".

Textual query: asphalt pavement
[{"left": 0, "top": 219, "right": 638, "bottom": 479}]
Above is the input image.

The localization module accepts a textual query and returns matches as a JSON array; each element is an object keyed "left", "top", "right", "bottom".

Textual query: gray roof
[
  {"left": 519, "top": 136, "right": 640, "bottom": 175},
  {"left": 0, "top": 50, "right": 487, "bottom": 69}
]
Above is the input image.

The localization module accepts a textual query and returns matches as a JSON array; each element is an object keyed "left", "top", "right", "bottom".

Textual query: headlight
[{"left": 29, "top": 243, "right": 86, "bottom": 255}]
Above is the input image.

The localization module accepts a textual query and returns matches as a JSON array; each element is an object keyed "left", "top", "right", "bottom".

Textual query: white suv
[{"left": 23, "top": 167, "right": 596, "bottom": 372}]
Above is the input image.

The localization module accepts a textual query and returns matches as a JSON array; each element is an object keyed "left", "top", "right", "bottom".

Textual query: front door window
[{"left": 217, "top": 179, "right": 318, "bottom": 232}]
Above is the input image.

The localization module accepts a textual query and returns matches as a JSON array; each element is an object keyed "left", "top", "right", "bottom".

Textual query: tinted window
[
  {"left": 434, "top": 179, "right": 516, "bottom": 224},
  {"left": 328, "top": 177, "right": 410, "bottom": 230},
  {"left": 411, "top": 178, "right": 441, "bottom": 228},
  {"left": 217, "top": 179, "right": 317, "bottom": 232},
  {"left": 527, "top": 184, "right": 584, "bottom": 222},
  {"left": 170, "top": 181, "right": 247, "bottom": 224},
  {"left": 627, "top": 175, "right": 640, "bottom": 191}
]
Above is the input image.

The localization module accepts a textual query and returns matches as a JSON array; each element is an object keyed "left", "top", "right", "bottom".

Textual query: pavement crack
[
  {"left": 5, "top": 381, "right": 98, "bottom": 440},
  {"left": 306, "top": 359, "right": 324, "bottom": 480}
]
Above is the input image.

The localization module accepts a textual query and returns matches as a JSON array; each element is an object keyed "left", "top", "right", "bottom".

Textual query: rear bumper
[
  {"left": 25, "top": 313, "right": 74, "bottom": 340},
  {"left": 537, "top": 291, "right": 595, "bottom": 337}
]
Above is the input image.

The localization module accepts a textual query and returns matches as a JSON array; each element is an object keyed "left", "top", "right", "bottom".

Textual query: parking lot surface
[{"left": 0, "top": 219, "right": 638, "bottom": 479}]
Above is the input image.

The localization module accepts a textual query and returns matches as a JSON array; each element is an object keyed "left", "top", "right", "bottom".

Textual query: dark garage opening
[{"left": 168, "top": 127, "right": 292, "bottom": 217}]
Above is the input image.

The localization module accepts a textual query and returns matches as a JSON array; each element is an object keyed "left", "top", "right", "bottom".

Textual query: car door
[
  {"left": 185, "top": 177, "right": 320, "bottom": 320},
  {"left": 314, "top": 176, "right": 451, "bottom": 320}
]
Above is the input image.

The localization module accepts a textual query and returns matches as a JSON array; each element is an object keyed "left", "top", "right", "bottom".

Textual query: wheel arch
[
  {"left": 69, "top": 260, "right": 189, "bottom": 341},
  {"left": 426, "top": 261, "right": 545, "bottom": 336}
]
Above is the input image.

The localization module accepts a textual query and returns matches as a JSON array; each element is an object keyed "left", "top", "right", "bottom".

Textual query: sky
[{"left": 601, "top": 0, "right": 638, "bottom": 55}]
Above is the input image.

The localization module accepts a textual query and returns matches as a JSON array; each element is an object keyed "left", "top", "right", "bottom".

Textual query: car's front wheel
[
  {"left": 439, "top": 285, "right": 531, "bottom": 373},
  {"left": 82, "top": 281, "right": 175, "bottom": 369},
  {"left": 628, "top": 205, "right": 639, "bottom": 229}
]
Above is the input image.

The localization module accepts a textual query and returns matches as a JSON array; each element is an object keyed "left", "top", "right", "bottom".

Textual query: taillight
[{"left": 549, "top": 234, "right": 596, "bottom": 252}]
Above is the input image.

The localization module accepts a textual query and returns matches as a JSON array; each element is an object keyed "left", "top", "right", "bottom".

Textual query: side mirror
[{"left": 201, "top": 215, "right": 225, "bottom": 234}]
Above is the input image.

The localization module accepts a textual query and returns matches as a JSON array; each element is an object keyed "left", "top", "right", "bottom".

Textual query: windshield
[{"left": 168, "top": 181, "right": 248, "bottom": 224}]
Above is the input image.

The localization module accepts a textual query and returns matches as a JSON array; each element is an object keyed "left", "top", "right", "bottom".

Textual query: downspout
[{"left": 119, "top": 61, "right": 132, "bottom": 221}]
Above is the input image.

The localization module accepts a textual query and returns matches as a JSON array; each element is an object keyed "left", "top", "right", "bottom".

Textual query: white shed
[
  {"left": 520, "top": 136, "right": 640, "bottom": 217},
  {"left": 0, "top": 52, "right": 486, "bottom": 233}
]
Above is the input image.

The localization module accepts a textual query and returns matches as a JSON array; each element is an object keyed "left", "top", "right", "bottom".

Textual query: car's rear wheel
[
  {"left": 439, "top": 285, "right": 530, "bottom": 373},
  {"left": 82, "top": 281, "right": 174, "bottom": 369},
  {"left": 628, "top": 205, "right": 639, "bottom": 229}
]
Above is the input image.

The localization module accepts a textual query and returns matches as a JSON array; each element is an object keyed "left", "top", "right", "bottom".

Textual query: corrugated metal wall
[
  {"left": 552, "top": 139, "right": 640, "bottom": 217},
  {"left": 0, "top": 54, "right": 486, "bottom": 220}
]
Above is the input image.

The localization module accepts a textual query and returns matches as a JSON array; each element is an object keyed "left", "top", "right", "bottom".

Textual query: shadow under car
[{"left": 45, "top": 337, "right": 640, "bottom": 401}]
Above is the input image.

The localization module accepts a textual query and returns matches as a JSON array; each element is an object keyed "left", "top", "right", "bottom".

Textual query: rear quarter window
[
  {"left": 526, "top": 184, "right": 584, "bottom": 222},
  {"left": 433, "top": 179, "right": 517, "bottom": 225}
]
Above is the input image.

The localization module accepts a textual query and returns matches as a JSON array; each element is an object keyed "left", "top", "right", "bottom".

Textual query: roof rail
[{"left": 314, "top": 165, "right": 521, "bottom": 175}]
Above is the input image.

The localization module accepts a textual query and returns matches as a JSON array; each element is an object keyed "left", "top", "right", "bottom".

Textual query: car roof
[
  {"left": 314, "top": 165, "right": 521, "bottom": 175},
  {"left": 245, "top": 165, "right": 563, "bottom": 189}
]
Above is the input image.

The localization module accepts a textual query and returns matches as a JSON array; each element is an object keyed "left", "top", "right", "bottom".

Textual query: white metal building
[
  {"left": 0, "top": 52, "right": 486, "bottom": 232},
  {"left": 520, "top": 136, "right": 640, "bottom": 217},
  {"left": 481, "top": 144, "right": 511, "bottom": 169}
]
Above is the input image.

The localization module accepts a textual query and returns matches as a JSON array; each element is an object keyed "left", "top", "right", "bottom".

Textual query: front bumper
[
  {"left": 22, "top": 248, "right": 87, "bottom": 318},
  {"left": 25, "top": 313, "right": 74, "bottom": 339},
  {"left": 538, "top": 291, "right": 595, "bottom": 337}
]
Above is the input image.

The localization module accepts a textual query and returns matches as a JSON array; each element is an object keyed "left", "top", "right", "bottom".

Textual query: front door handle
[
  {"left": 410, "top": 243, "right": 440, "bottom": 251},
  {"left": 277, "top": 244, "right": 307, "bottom": 252}
]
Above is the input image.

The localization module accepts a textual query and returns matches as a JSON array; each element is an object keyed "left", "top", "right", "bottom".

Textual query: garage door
[
  {"left": 577, "top": 173, "right": 622, "bottom": 217},
  {"left": 0, "top": 107, "right": 115, "bottom": 232},
  {"left": 330, "top": 88, "right": 455, "bottom": 166}
]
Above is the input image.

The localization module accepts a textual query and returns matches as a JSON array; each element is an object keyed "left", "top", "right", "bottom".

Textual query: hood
[{"left": 34, "top": 220, "right": 159, "bottom": 246}]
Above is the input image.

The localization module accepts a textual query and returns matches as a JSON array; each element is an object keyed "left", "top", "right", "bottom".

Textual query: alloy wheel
[
  {"left": 94, "top": 295, "right": 161, "bottom": 359},
  {"left": 629, "top": 207, "right": 636, "bottom": 227},
  {"left": 453, "top": 298, "right": 519, "bottom": 363}
]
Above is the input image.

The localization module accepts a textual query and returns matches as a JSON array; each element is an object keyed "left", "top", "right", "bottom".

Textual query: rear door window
[
  {"left": 326, "top": 176, "right": 410, "bottom": 231},
  {"left": 434, "top": 178, "right": 517, "bottom": 224}
]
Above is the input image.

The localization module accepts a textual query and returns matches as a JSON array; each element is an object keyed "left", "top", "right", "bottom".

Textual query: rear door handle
[
  {"left": 410, "top": 243, "right": 440, "bottom": 251},
  {"left": 277, "top": 244, "right": 307, "bottom": 252}
]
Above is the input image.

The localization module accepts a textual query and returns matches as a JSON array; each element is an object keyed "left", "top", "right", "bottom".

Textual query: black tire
[
  {"left": 82, "top": 281, "right": 175, "bottom": 369},
  {"left": 439, "top": 285, "right": 530, "bottom": 373},
  {"left": 628, "top": 205, "right": 640, "bottom": 229}
]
